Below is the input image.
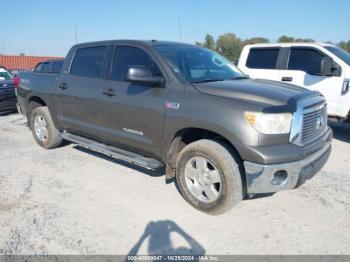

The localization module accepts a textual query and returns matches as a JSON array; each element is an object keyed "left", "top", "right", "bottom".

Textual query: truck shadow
[
  {"left": 126, "top": 220, "right": 205, "bottom": 258},
  {"left": 245, "top": 192, "right": 275, "bottom": 200},
  {"left": 73, "top": 145, "right": 165, "bottom": 177},
  {"left": 328, "top": 120, "right": 350, "bottom": 143}
]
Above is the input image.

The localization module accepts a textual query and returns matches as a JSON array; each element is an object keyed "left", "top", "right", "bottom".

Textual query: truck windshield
[
  {"left": 154, "top": 44, "right": 246, "bottom": 83},
  {"left": 0, "top": 71, "right": 13, "bottom": 80},
  {"left": 324, "top": 46, "right": 350, "bottom": 66}
]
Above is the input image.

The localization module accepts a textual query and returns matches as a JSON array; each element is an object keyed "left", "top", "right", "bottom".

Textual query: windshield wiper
[
  {"left": 191, "top": 79, "right": 226, "bottom": 84},
  {"left": 230, "top": 76, "right": 249, "bottom": 80}
]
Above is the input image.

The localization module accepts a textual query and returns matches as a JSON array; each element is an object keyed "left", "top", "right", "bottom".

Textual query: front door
[
  {"left": 279, "top": 47, "right": 343, "bottom": 115},
  {"left": 98, "top": 45, "right": 166, "bottom": 158}
]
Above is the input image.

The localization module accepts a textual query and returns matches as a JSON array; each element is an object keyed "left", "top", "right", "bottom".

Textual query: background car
[
  {"left": 0, "top": 67, "right": 17, "bottom": 113},
  {"left": 238, "top": 43, "right": 350, "bottom": 121},
  {"left": 34, "top": 59, "right": 64, "bottom": 73},
  {"left": 9, "top": 69, "right": 29, "bottom": 77}
]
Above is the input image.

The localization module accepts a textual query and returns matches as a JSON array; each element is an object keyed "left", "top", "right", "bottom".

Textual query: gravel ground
[{"left": 0, "top": 113, "right": 350, "bottom": 255}]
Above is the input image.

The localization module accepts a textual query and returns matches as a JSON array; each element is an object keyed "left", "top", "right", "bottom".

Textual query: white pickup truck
[{"left": 238, "top": 43, "right": 350, "bottom": 120}]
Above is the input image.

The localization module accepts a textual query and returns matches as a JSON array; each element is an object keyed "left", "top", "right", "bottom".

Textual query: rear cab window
[
  {"left": 246, "top": 48, "right": 279, "bottom": 69},
  {"left": 41, "top": 62, "right": 50, "bottom": 73},
  {"left": 51, "top": 60, "right": 64, "bottom": 73},
  {"left": 70, "top": 46, "right": 107, "bottom": 78},
  {"left": 35, "top": 63, "right": 43, "bottom": 72}
]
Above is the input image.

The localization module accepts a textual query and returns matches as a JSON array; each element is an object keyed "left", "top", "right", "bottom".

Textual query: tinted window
[
  {"left": 35, "top": 63, "right": 43, "bottom": 72},
  {"left": 41, "top": 62, "right": 50, "bottom": 73},
  {"left": 111, "top": 46, "right": 160, "bottom": 81},
  {"left": 51, "top": 60, "right": 63, "bottom": 73},
  {"left": 288, "top": 48, "right": 324, "bottom": 75},
  {"left": 246, "top": 48, "right": 279, "bottom": 69},
  {"left": 70, "top": 46, "right": 107, "bottom": 78}
]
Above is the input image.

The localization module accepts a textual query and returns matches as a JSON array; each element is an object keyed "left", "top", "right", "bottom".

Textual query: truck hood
[{"left": 192, "top": 78, "right": 307, "bottom": 106}]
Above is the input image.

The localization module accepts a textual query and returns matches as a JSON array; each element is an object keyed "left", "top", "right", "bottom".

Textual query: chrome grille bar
[
  {"left": 289, "top": 95, "right": 327, "bottom": 146},
  {"left": 301, "top": 104, "right": 327, "bottom": 145}
]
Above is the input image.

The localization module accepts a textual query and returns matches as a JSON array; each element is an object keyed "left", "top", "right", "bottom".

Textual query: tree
[
  {"left": 216, "top": 33, "right": 242, "bottom": 62},
  {"left": 338, "top": 41, "right": 350, "bottom": 52},
  {"left": 295, "top": 38, "right": 315, "bottom": 43},
  {"left": 278, "top": 35, "right": 295, "bottom": 43},
  {"left": 203, "top": 34, "right": 216, "bottom": 50},
  {"left": 243, "top": 37, "right": 269, "bottom": 45}
]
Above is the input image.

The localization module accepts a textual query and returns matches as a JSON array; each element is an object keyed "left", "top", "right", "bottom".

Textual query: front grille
[{"left": 301, "top": 103, "right": 327, "bottom": 145}]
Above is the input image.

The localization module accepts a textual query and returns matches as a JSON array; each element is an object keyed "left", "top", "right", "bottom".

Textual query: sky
[{"left": 1, "top": 0, "right": 349, "bottom": 56}]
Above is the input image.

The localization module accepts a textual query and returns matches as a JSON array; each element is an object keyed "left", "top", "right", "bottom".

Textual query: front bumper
[{"left": 244, "top": 136, "right": 332, "bottom": 194}]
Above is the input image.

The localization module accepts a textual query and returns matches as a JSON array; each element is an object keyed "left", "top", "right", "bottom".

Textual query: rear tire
[
  {"left": 176, "top": 139, "right": 243, "bottom": 215},
  {"left": 30, "top": 106, "right": 62, "bottom": 149}
]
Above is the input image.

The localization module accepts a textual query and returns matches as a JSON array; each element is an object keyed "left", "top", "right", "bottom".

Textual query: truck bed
[{"left": 18, "top": 71, "right": 59, "bottom": 95}]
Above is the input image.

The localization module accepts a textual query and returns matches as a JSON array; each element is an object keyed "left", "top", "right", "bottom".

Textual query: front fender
[{"left": 161, "top": 91, "right": 261, "bottom": 162}]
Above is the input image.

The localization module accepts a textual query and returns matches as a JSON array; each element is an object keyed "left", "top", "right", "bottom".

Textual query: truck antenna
[
  {"left": 74, "top": 24, "right": 78, "bottom": 44},
  {"left": 177, "top": 17, "right": 182, "bottom": 42},
  {"left": 1, "top": 42, "right": 5, "bottom": 55}
]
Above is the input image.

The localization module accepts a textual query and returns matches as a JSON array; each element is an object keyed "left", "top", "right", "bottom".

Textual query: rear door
[
  {"left": 98, "top": 45, "right": 166, "bottom": 157},
  {"left": 240, "top": 47, "right": 283, "bottom": 81},
  {"left": 56, "top": 45, "right": 108, "bottom": 140},
  {"left": 279, "top": 47, "right": 343, "bottom": 115}
]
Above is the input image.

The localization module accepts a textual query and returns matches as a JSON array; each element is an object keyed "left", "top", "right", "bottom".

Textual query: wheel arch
[
  {"left": 165, "top": 127, "right": 246, "bottom": 188},
  {"left": 25, "top": 95, "right": 48, "bottom": 126}
]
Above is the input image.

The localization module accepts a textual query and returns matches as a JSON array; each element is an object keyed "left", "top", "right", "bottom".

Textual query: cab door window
[
  {"left": 288, "top": 48, "right": 324, "bottom": 75},
  {"left": 70, "top": 46, "right": 107, "bottom": 78},
  {"left": 246, "top": 48, "right": 279, "bottom": 69},
  {"left": 110, "top": 46, "right": 161, "bottom": 81}
]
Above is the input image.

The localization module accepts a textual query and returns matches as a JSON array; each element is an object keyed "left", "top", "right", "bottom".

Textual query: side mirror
[
  {"left": 0, "top": 77, "right": 5, "bottom": 81},
  {"left": 125, "top": 65, "right": 163, "bottom": 85},
  {"left": 331, "top": 62, "right": 342, "bottom": 77}
]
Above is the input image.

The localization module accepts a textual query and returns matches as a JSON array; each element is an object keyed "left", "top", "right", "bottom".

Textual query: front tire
[
  {"left": 176, "top": 139, "right": 243, "bottom": 215},
  {"left": 30, "top": 106, "right": 62, "bottom": 149}
]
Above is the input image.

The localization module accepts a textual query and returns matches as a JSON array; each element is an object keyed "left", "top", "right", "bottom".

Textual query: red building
[{"left": 0, "top": 55, "right": 63, "bottom": 70}]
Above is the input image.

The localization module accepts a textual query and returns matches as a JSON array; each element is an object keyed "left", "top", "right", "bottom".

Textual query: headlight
[{"left": 245, "top": 112, "right": 292, "bottom": 134}]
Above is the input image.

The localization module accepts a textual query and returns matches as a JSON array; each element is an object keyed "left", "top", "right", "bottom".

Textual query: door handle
[
  {"left": 281, "top": 76, "right": 293, "bottom": 82},
  {"left": 58, "top": 82, "right": 68, "bottom": 89},
  {"left": 102, "top": 88, "right": 115, "bottom": 96}
]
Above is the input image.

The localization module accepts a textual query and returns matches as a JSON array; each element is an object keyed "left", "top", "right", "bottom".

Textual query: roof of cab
[
  {"left": 244, "top": 42, "right": 337, "bottom": 49},
  {"left": 72, "top": 39, "right": 195, "bottom": 49}
]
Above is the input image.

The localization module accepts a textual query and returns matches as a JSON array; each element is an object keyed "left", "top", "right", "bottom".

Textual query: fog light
[{"left": 271, "top": 170, "right": 288, "bottom": 186}]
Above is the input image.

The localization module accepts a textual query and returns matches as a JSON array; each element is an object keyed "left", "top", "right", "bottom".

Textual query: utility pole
[{"left": 177, "top": 17, "right": 182, "bottom": 42}]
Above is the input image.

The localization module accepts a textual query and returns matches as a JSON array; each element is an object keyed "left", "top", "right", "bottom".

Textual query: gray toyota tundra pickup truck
[{"left": 16, "top": 40, "right": 332, "bottom": 215}]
